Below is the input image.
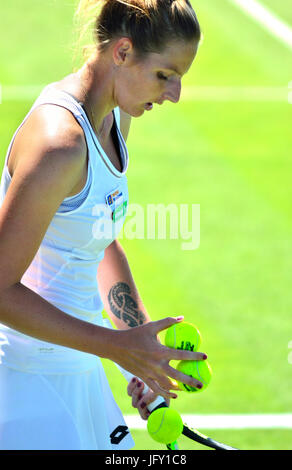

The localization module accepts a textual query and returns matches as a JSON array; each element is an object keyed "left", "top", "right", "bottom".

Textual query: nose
[{"left": 164, "top": 79, "right": 181, "bottom": 104}]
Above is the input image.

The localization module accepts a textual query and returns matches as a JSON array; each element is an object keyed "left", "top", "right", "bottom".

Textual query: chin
[
  {"left": 118, "top": 104, "right": 145, "bottom": 118},
  {"left": 132, "top": 109, "right": 145, "bottom": 117}
]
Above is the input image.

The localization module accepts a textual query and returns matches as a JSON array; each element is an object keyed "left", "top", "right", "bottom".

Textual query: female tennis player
[{"left": 0, "top": 0, "right": 206, "bottom": 450}]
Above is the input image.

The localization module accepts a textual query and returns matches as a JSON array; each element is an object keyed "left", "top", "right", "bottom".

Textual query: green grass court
[{"left": 0, "top": 0, "right": 291, "bottom": 451}]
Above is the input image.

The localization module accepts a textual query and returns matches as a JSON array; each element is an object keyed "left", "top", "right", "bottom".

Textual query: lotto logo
[{"left": 110, "top": 425, "right": 129, "bottom": 445}]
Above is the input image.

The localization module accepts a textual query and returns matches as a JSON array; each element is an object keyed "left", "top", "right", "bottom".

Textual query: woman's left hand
[{"left": 127, "top": 376, "right": 170, "bottom": 420}]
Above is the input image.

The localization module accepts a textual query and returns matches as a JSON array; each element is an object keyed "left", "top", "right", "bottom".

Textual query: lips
[{"left": 144, "top": 102, "right": 153, "bottom": 111}]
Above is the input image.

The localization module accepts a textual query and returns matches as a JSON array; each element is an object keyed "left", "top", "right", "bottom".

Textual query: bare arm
[
  {"left": 0, "top": 105, "right": 117, "bottom": 357},
  {"left": 97, "top": 240, "right": 150, "bottom": 330},
  {"left": 97, "top": 239, "right": 163, "bottom": 417}
]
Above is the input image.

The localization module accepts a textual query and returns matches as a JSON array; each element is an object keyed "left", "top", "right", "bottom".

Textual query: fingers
[
  {"left": 150, "top": 316, "right": 185, "bottom": 334},
  {"left": 161, "top": 345, "right": 208, "bottom": 390},
  {"left": 127, "top": 377, "right": 145, "bottom": 408},
  {"left": 144, "top": 376, "right": 179, "bottom": 400},
  {"left": 165, "top": 363, "right": 203, "bottom": 390},
  {"left": 120, "top": 319, "right": 209, "bottom": 403},
  {"left": 152, "top": 340, "right": 207, "bottom": 394},
  {"left": 127, "top": 377, "right": 150, "bottom": 420},
  {"left": 127, "top": 374, "right": 174, "bottom": 404},
  {"left": 143, "top": 317, "right": 207, "bottom": 362},
  {"left": 127, "top": 378, "right": 171, "bottom": 420},
  {"left": 166, "top": 347, "right": 208, "bottom": 362},
  {"left": 125, "top": 347, "right": 207, "bottom": 400},
  {"left": 127, "top": 376, "right": 142, "bottom": 399}
]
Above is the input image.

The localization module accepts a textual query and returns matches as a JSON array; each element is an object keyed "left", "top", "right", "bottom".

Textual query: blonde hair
[{"left": 73, "top": 0, "right": 201, "bottom": 63}]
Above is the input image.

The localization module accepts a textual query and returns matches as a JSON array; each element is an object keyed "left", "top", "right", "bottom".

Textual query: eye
[{"left": 157, "top": 72, "right": 168, "bottom": 81}]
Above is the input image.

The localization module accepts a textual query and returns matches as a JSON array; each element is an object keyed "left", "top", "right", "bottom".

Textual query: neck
[{"left": 76, "top": 51, "right": 117, "bottom": 134}]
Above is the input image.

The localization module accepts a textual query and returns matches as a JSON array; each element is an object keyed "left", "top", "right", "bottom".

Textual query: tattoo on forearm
[{"left": 108, "top": 282, "right": 146, "bottom": 327}]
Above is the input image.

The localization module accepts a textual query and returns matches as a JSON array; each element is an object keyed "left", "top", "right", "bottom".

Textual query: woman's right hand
[{"left": 109, "top": 316, "right": 208, "bottom": 400}]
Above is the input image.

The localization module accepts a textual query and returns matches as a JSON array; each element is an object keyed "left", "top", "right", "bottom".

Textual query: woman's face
[{"left": 113, "top": 39, "right": 199, "bottom": 117}]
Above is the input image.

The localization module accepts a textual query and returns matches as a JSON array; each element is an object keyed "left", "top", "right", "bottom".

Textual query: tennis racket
[
  {"left": 179, "top": 425, "right": 237, "bottom": 450},
  {"left": 116, "top": 364, "right": 238, "bottom": 450}
]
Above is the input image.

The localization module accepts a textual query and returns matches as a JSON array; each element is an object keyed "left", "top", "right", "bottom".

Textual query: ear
[{"left": 112, "top": 37, "right": 134, "bottom": 66}]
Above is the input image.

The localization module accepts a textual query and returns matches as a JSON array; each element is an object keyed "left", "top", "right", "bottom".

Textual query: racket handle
[{"left": 102, "top": 318, "right": 167, "bottom": 413}]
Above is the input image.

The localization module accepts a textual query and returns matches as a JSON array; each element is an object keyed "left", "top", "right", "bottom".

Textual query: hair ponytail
[{"left": 73, "top": 0, "right": 201, "bottom": 63}]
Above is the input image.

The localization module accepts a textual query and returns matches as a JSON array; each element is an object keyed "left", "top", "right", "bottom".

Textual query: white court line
[
  {"left": 229, "top": 0, "right": 292, "bottom": 51},
  {"left": 125, "top": 413, "right": 292, "bottom": 430},
  {"left": 0, "top": 84, "right": 288, "bottom": 103}
]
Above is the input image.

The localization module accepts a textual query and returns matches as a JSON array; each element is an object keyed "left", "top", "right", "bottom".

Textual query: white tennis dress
[{"left": 0, "top": 84, "right": 134, "bottom": 450}]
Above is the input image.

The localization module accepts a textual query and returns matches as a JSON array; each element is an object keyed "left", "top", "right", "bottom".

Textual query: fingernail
[
  {"left": 137, "top": 382, "right": 142, "bottom": 388},
  {"left": 176, "top": 316, "right": 184, "bottom": 321},
  {"left": 131, "top": 377, "right": 137, "bottom": 383},
  {"left": 197, "top": 384, "right": 203, "bottom": 389},
  {"left": 203, "top": 354, "right": 208, "bottom": 360},
  {"left": 140, "top": 402, "right": 146, "bottom": 409}
]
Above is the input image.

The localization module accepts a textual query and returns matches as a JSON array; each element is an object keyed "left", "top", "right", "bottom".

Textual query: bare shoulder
[
  {"left": 9, "top": 104, "right": 87, "bottom": 179},
  {"left": 119, "top": 109, "right": 132, "bottom": 142}
]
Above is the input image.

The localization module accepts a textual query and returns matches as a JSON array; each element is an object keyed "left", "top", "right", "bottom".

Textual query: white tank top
[{"left": 0, "top": 84, "right": 129, "bottom": 372}]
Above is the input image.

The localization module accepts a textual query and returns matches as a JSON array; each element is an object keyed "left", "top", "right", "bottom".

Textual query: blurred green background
[{"left": 0, "top": 0, "right": 291, "bottom": 450}]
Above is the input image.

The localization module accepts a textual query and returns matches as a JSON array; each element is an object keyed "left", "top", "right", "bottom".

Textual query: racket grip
[{"left": 102, "top": 317, "right": 167, "bottom": 413}]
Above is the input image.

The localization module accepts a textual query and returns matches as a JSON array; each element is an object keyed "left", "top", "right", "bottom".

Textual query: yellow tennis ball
[
  {"left": 164, "top": 321, "right": 201, "bottom": 352},
  {"left": 147, "top": 408, "right": 183, "bottom": 444},
  {"left": 176, "top": 360, "right": 212, "bottom": 392}
]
